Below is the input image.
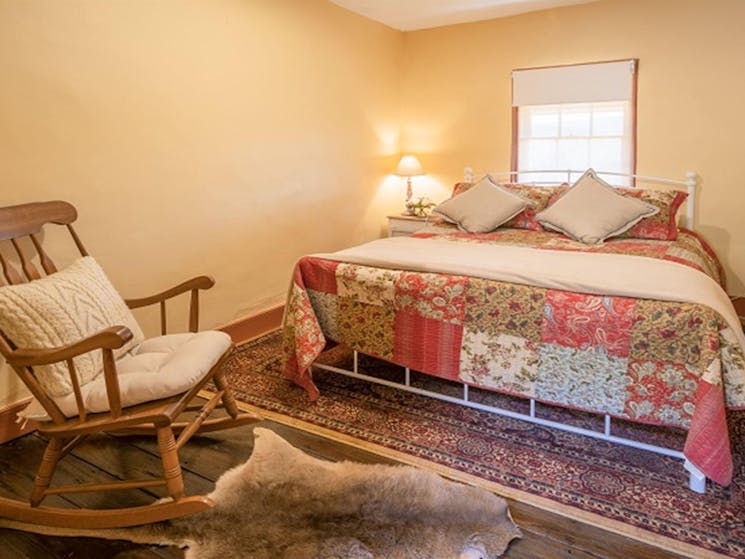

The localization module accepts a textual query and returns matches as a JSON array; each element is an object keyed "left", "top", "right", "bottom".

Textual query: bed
[{"left": 281, "top": 169, "right": 745, "bottom": 493}]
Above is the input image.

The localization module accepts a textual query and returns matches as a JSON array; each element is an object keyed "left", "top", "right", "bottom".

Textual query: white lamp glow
[{"left": 395, "top": 155, "right": 425, "bottom": 211}]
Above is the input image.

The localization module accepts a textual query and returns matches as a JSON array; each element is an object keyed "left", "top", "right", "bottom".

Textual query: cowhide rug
[{"left": 0, "top": 428, "right": 521, "bottom": 558}]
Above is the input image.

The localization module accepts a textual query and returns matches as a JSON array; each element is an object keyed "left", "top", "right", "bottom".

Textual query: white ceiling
[{"left": 330, "top": 0, "right": 598, "bottom": 31}]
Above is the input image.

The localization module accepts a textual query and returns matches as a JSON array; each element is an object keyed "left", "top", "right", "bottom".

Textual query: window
[
  {"left": 512, "top": 60, "right": 637, "bottom": 185},
  {"left": 518, "top": 101, "right": 632, "bottom": 184}
]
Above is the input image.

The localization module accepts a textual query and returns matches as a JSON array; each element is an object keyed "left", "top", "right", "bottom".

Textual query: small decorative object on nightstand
[
  {"left": 387, "top": 215, "right": 429, "bottom": 237},
  {"left": 404, "top": 196, "right": 436, "bottom": 217}
]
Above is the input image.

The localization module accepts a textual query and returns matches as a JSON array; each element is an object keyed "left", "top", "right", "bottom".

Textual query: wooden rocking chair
[{"left": 0, "top": 201, "right": 261, "bottom": 528}]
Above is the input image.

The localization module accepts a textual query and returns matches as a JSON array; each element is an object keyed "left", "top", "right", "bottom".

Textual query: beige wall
[
  {"left": 0, "top": 0, "right": 404, "bottom": 406},
  {"left": 3, "top": 0, "right": 745, "bottom": 408},
  {"left": 400, "top": 0, "right": 745, "bottom": 295}
]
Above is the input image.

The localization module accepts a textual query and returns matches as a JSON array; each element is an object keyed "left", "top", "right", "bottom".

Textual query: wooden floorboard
[{"left": 0, "top": 419, "right": 686, "bottom": 559}]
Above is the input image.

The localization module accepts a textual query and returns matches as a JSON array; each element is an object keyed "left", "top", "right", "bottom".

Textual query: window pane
[
  {"left": 518, "top": 100, "right": 632, "bottom": 179},
  {"left": 593, "top": 107, "right": 625, "bottom": 136},
  {"left": 521, "top": 138, "right": 557, "bottom": 170},
  {"left": 518, "top": 171, "right": 561, "bottom": 184},
  {"left": 589, "top": 138, "right": 622, "bottom": 171},
  {"left": 528, "top": 111, "right": 559, "bottom": 138},
  {"left": 558, "top": 139, "right": 589, "bottom": 169},
  {"left": 560, "top": 108, "right": 590, "bottom": 137}
]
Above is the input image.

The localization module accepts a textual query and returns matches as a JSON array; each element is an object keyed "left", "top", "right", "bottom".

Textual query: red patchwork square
[
  {"left": 394, "top": 272, "right": 467, "bottom": 324},
  {"left": 541, "top": 290, "right": 635, "bottom": 358},
  {"left": 393, "top": 310, "right": 463, "bottom": 381},
  {"left": 298, "top": 257, "right": 339, "bottom": 294},
  {"left": 624, "top": 359, "right": 698, "bottom": 427}
]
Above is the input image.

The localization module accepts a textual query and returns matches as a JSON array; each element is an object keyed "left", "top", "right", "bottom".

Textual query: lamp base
[{"left": 403, "top": 177, "right": 414, "bottom": 214}]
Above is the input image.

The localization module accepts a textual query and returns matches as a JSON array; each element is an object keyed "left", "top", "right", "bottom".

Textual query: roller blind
[{"left": 512, "top": 60, "right": 636, "bottom": 107}]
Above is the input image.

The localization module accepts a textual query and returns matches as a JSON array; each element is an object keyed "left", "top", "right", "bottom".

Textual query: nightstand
[
  {"left": 732, "top": 297, "right": 745, "bottom": 330},
  {"left": 387, "top": 215, "right": 429, "bottom": 237}
]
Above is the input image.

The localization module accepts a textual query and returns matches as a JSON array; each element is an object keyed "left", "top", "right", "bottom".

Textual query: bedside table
[{"left": 387, "top": 215, "right": 429, "bottom": 237}]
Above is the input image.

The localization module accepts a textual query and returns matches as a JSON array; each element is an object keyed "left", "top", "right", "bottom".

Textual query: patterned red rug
[{"left": 223, "top": 331, "right": 745, "bottom": 559}]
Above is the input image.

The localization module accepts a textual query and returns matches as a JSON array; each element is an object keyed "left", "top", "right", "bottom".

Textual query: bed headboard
[{"left": 463, "top": 168, "right": 698, "bottom": 230}]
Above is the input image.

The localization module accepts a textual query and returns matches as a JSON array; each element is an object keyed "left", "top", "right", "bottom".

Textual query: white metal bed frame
[{"left": 312, "top": 168, "right": 708, "bottom": 493}]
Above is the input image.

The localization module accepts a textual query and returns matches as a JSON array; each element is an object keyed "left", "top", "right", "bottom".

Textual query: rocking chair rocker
[{"left": 0, "top": 201, "right": 261, "bottom": 529}]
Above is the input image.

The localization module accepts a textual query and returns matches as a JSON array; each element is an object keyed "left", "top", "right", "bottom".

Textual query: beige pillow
[
  {"left": 433, "top": 175, "right": 528, "bottom": 233},
  {"left": 0, "top": 257, "right": 145, "bottom": 397},
  {"left": 536, "top": 169, "right": 659, "bottom": 244}
]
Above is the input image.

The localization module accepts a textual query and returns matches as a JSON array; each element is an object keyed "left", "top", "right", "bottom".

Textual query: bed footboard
[{"left": 312, "top": 351, "right": 709, "bottom": 494}]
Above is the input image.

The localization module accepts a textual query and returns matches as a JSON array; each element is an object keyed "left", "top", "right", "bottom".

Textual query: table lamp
[{"left": 395, "top": 155, "right": 425, "bottom": 211}]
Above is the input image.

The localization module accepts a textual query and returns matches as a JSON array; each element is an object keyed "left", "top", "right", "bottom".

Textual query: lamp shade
[{"left": 395, "top": 155, "right": 424, "bottom": 177}]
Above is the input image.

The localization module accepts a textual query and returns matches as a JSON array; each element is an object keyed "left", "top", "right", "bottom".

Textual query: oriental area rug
[{"left": 221, "top": 330, "right": 745, "bottom": 559}]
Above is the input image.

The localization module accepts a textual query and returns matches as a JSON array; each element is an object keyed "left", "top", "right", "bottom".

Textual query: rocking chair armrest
[
  {"left": 125, "top": 275, "right": 215, "bottom": 334},
  {"left": 124, "top": 276, "right": 215, "bottom": 309},
  {"left": 6, "top": 326, "right": 134, "bottom": 367}
]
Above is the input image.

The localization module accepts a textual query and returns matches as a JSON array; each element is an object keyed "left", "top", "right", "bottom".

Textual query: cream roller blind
[{"left": 512, "top": 60, "right": 636, "bottom": 107}]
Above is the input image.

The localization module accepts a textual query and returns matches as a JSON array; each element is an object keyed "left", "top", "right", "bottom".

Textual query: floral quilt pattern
[
  {"left": 282, "top": 236, "right": 745, "bottom": 485},
  {"left": 413, "top": 227, "right": 724, "bottom": 286}
]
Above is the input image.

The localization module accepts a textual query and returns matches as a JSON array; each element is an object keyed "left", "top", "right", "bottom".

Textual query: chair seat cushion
[{"left": 21, "top": 330, "right": 232, "bottom": 420}]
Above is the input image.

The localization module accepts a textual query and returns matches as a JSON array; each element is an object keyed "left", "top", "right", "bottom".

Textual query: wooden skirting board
[
  {"left": 0, "top": 304, "right": 285, "bottom": 444},
  {"left": 219, "top": 304, "right": 284, "bottom": 345}
]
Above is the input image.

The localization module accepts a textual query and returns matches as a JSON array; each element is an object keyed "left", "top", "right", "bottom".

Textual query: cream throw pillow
[
  {"left": 536, "top": 169, "right": 659, "bottom": 244},
  {"left": 0, "top": 257, "right": 144, "bottom": 398},
  {"left": 433, "top": 175, "right": 528, "bottom": 233}
]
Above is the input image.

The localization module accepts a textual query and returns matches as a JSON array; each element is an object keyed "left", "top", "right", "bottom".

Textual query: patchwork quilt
[{"left": 282, "top": 228, "right": 745, "bottom": 485}]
